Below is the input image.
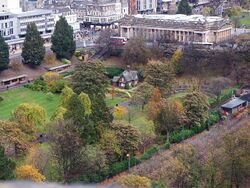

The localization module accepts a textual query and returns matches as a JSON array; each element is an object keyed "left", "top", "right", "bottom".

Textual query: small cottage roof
[
  {"left": 112, "top": 76, "right": 120, "bottom": 82},
  {"left": 122, "top": 70, "right": 138, "bottom": 82},
  {"left": 221, "top": 98, "right": 247, "bottom": 109}
]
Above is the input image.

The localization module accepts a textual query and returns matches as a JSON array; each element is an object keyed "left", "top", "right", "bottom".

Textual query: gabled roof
[
  {"left": 122, "top": 70, "right": 138, "bottom": 82},
  {"left": 221, "top": 98, "right": 247, "bottom": 109}
]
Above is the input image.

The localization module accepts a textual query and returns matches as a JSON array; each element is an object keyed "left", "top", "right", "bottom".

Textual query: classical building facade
[{"left": 119, "top": 14, "right": 232, "bottom": 44}]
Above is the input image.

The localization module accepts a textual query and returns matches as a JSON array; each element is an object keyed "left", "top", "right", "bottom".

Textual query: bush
[
  {"left": 50, "top": 79, "right": 66, "bottom": 93},
  {"left": 170, "top": 129, "right": 195, "bottom": 144},
  {"left": 0, "top": 96, "right": 3, "bottom": 102},
  {"left": 74, "top": 50, "right": 81, "bottom": 57},
  {"left": 61, "top": 58, "right": 71, "bottom": 64},
  {"left": 46, "top": 92, "right": 54, "bottom": 101},
  {"left": 163, "top": 141, "right": 170, "bottom": 150},
  {"left": 24, "top": 79, "right": 48, "bottom": 92},
  {"left": 105, "top": 67, "right": 123, "bottom": 78},
  {"left": 140, "top": 144, "right": 160, "bottom": 161},
  {"left": 117, "top": 175, "right": 152, "bottom": 188}
]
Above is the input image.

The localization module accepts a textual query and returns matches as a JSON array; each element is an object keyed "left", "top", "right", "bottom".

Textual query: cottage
[
  {"left": 221, "top": 97, "right": 248, "bottom": 115},
  {"left": 112, "top": 70, "right": 138, "bottom": 88}
]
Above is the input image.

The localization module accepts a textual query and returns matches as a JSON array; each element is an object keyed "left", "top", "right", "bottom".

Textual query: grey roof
[
  {"left": 221, "top": 98, "right": 247, "bottom": 109},
  {"left": 112, "top": 76, "right": 120, "bottom": 82},
  {"left": 122, "top": 70, "right": 138, "bottom": 82},
  {"left": 17, "top": 9, "right": 52, "bottom": 18}
]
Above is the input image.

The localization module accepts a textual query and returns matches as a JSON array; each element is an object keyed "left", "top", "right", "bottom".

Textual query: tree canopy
[
  {"left": 0, "top": 34, "right": 9, "bottom": 70},
  {"left": 21, "top": 23, "right": 45, "bottom": 66},
  {"left": 0, "top": 146, "right": 16, "bottom": 180},
  {"left": 177, "top": 0, "right": 192, "bottom": 15},
  {"left": 16, "top": 165, "right": 45, "bottom": 182},
  {"left": 51, "top": 16, "right": 76, "bottom": 59}
]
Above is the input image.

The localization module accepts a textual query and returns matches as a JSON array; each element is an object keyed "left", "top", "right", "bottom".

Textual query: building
[
  {"left": 17, "top": 9, "right": 54, "bottom": 38},
  {"left": 52, "top": 6, "right": 80, "bottom": 32},
  {"left": 74, "top": 0, "right": 127, "bottom": 28},
  {"left": 136, "top": 0, "right": 157, "bottom": 14},
  {"left": 0, "top": 0, "right": 22, "bottom": 13},
  {"left": 119, "top": 14, "right": 232, "bottom": 44},
  {"left": 0, "top": 12, "right": 18, "bottom": 40},
  {"left": 112, "top": 70, "right": 138, "bottom": 88},
  {"left": 221, "top": 97, "right": 248, "bottom": 116}
]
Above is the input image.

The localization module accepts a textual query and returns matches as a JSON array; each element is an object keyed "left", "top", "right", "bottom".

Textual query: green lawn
[
  {"left": 105, "top": 95, "right": 128, "bottom": 107},
  {"left": 0, "top": 87, "right": 60, "bottom": 120}
]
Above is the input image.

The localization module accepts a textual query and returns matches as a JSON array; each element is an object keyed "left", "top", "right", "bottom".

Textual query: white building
[
  {"left": 0, "top": 0, "right": 22, "bottom": 13},
  {"left": 52, "top": 7, "right": 80, "bottom": 32},
  {"left": 136, "top": 0, "right": 157, "bottom": 14},
  {"left": 0, "top": 12, "right": 18, "bottom": 40}
]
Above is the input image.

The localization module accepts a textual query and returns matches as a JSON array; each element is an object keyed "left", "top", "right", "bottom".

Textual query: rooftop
[
  {"left": 221, "top": 98, "right": 247, "bottom": 109},
  {"left": 133, "top": 14, "right": 224, "bottom": 23},
  {"left": 17, "top": 9, "right": 52, "bottom": 17}
]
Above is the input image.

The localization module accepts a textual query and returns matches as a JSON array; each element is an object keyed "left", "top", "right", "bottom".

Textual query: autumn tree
[
  {"left": 147, "top": 88, "right": 165, "bottom": 121},
  {"left": 113, "top": 106, "right": 128, "bottom": 119},
  {"left": 145, "top": 60, "right": 176, "bottom": 96},
  {"left": 21, "top": 23, "right": 45, "bottom": 66},
  {"left": 95, "top": 29, "right": 114, "bottom": 56},
  {"left": 203, "top": 7, "right": 212, "bottom": 16},
  {"left": 49, "top": 119, "right": 85, "bottom": 182},
  {"left": 0, "top": 146, "right": 16, "bottom": 180},
  {"left": 16, "top": 165, "right": 46, "bottom": 182},
  {"left": 171, "top": 48, "right": 183, "bottom": 74},
  {"left": 78, "top": 92, "right": 92, "bottom": 115},
  {"left": 183, "top": 90, "right": 209, "bottom": 127},
  {"left": 12, "top": 103, "right": 46, "bottom": 134},
  {"left": 111, "top": 122, "right": 140, "bottom": 157},
  {"left": 132, "top": 82, "right": 154, "bottom": 110},
  {"left": 43, "top": 72, "right": 60, "bottom": 85},
  {"left": 117, "top": 175, "right": 152, "bottom": 188},
  {"left": 0, "top": 34, "right": 9, "bottom": 70},
  {"left": 155, "top": 100, "right": 188, "bottom": 141},
  {"left": 0, "top": 120, "right": 29, "bottom": 154},
  {"left": 51, "top": 16, "right": 75, "bottom": 59},
  {"left": 60, "top": 86, "right": 75, "bottom": 107},
  {"left": 122, "top": 37, "right": 150, "bottom": 66},
  {"left": 51, "top": 106, "right": 67, "bottom": 121}
]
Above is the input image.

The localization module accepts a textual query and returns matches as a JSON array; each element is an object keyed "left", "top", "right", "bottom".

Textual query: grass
[
  {"left": 0, "top": 87, "right": 60, "bottom": 121},
  {"left": 105, "top": 94, "right": 128, "bottom": 107},
  {"left": 168, "top": 92, "right": 187, "bottom": 101}
]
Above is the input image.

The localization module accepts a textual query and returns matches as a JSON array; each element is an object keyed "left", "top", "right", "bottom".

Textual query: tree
[
  {"left": 51, "top": 16, "right": 75, "bottom": 59},
  {"left": 78, "top": 92, "right": 92, "bottom": 115},
  {"left": 145, "top": 60, "right": 176, "bottom": 96},
  {"left": 0, "top": 120, "right": 29, "bottom": 154},
  {"left": 111, "top": 122, "right": 140, "bottom": 157},
  {"left": 117, "top": 175, "right": 152, "bottom": 188},
  {"left": 0, "top": 146, "right": 16, "bottom": 180},
  {"left": 203, "top": 7, "right": 212, "bottom": 16},
  {"left": 12, "top": 103, "right": 46, "bottom": 134},
  {"left": 122, "top": 37, "right": 150, "bottom": 66},
  {"left": 171, "top": 48, "right": 183, "bottom": 74},
  {"left": 43, "top": 72, "right": 60, "bottom": 85},
  {"left": 177, "top": 0, "right": 192, "bottom": 15},
  {"left": 113, "top": 106, "right": 128, "bottom": 119},
  {"left": 21, "top": 23, "right": 45, "bottom": 66},
  {"left": 132, "top": 82, "right": 154, "bottom": 110},
  {"left": 183, "top": 90, "right": 209, "bottom": 127},
  {"left": 60, "top": 86, "right": 75, "bottom": 107},
  {"left": 49, "top": 119, "right": 85, "bottom": 182},
  {"left": 0, "top": 34, "right": 9, "bottom": 70},
  {"left": 51, "top": 106, "right": 67, "bottom": 121},
  {"left": 16, "top": 165, "right": 45, "bottom": 182},
  {"left": 95, "top": 29, "right": 114, "bottom": 56},
  {"left": 155, "top": 100, "right": 188, "bottom": 141},
  {"left": 147, "top": 88, "right": 165, "bottom": 121}
]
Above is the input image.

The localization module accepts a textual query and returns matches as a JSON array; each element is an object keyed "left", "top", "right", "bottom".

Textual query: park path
[{"left": 102, "top": 115, "right": 250, "bottom": 185}]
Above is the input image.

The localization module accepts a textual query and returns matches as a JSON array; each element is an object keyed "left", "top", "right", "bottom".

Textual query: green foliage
[
  {"left": 51, "top": 106, "right": 67, "bottom": 121},
  {"left": 105, "top": 66, "right": 124, "bottom": 78},
  {"left": 51, "top": 17, "right": 76, "bottom": 59},
  {"left": 46, "top": 92, "right": 54, "bottom": 101},
  {"left": 78, "top": 92, "right": 92, "bottom": 115},
  {"left": 0, "top": 34, "right": 9, "bottom": 70},
  {"left": 60, "top": 86, "right": 75, "bottom": 107},
  {"left": 163, "top": 141, "right": 170, "bottom": 150},
  {"left": 139, "top": 144, "right": 160, "bottom": 161},
  {"left": 0, "top": 96, "right": 3, "bottom": 102},
  {"left": 24, "top": 79, "right": 48, "bottom": 92},
  {"left": 170, "top": 129, "right": 195, "bottom": 144},
  {"left": 21, "top": 23, "right": 45, "bottom": 66},
  {"left": 50, "top": 79, "right": 66, "bottom": 94},
  {"left": 61, "top": 58, "right": 71, "bottom": 64},
  {"left": 177, "top": 0, "right": 192, "bottom": 15},
  {"left": 184, "top": 90, "right": 209, "bottom": 127},
  {"left": 0, "top": 146, "right": 16, "bottom": 180}
]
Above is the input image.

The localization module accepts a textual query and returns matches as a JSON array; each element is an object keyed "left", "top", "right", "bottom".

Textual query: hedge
[
  {"left": 105, "top": 67, "right": 124, "bottom": 78},
  {"left": 139, "top": 144, "right": 160, "bottom": 161}
]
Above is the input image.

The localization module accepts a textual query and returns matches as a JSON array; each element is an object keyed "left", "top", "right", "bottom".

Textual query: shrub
[
  {"left": 24, "top": 79, "right": 48, "bottom": 92},
  {"left": 0, "top": 96, "right": 3, "bottom": 102},
  {"left": 61, "top": 58, "right": 71, "bottom": 64},
  {"left": 50, "top": 79, "right": 66, "bottom": 93},
  {"left": 170, "top": 129, "right": 195, "bottom": 144},
  {"left": 140, "top": 144, "right": 160, "bottom": 161},
  {"left": 10, "top": 60, "right": 22, "bottom": 71},
  {"left": 163, "top": 141, "right": 170, "bottom": 150},
  {"left": 105, "top": 67, "right": 123, "bottom": 78},
  {"left": 117, "top": 175, "right": 152, "bottom": 188},
  {"left": 46, "top": 92, "right": 54, "bottom": 101},
  {"left": 74, "top": 50, "right": 81, "bottom": 57}
]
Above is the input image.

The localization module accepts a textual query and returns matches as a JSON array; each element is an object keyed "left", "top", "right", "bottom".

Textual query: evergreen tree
[
  {"left": 0, "top": 34, "right": 9, "bottom": 70},
  {"left": 21, "top": 23, "right": 45, "bottom": 66},
  {"left": 177, "top": 0, "right": 192, "bottom": 15},
  {"left": 0, "top": 146, "right": 16, "bottom": 180},
  {"left": 51, "top": 17, "right": 75, "bottom": 59}
]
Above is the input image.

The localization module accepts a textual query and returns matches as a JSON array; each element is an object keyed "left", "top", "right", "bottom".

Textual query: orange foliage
[
  {"left": 147, "top": 88, "right": 164, "bottom": 121},
  {"left": 16, "top": 165, "right": 46, "bottom": 182}
]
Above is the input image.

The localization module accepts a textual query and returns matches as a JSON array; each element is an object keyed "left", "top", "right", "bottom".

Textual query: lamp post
[{"left": 127, "top": 153, "right": 131, "bottom": 172}]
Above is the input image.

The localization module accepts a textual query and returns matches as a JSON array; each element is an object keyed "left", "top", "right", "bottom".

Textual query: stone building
[{"left": 119, "top": 14, "right": 232, "bottom": 44}]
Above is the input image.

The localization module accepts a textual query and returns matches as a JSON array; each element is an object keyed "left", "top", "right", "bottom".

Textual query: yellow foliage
[
  {"left": 43, "top": 72, "right": 60, "bottom": 85},
  {"left": 16, "top": 165, "right": 45, "bottom": 182},
  {"left": 113, "top": 106, "right": 128, "bottom": 119},
  {"left": 117, "top": 175, "right": 152, "bottom": 188}
]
